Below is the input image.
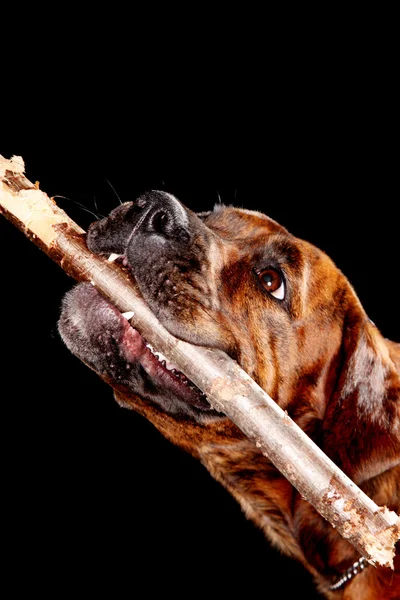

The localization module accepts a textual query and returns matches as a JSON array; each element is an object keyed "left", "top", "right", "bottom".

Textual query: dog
[{"left": 58, "top": 191, "right": 400, "bottom": 599}]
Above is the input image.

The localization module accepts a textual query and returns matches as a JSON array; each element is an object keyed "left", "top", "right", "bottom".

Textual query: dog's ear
[{"left": 323, "top": 305, "right": 400, "bottom": 485}]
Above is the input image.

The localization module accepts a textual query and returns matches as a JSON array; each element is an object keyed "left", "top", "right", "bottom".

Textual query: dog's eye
[{"left": 257, "top": 268, "right": 285, "bottom": 300}]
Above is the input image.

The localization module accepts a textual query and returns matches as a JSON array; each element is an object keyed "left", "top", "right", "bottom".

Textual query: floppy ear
[{"left": 322, "top": 308, "right": 400, "bottom": 486}]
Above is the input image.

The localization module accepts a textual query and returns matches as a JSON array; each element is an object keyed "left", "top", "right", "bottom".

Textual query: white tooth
[
  {"left": 108, "top": 253, "right": 122, "bottom": 262},
  {"left": 144, "top": 345, "right": 174, "bottom": 367},
  {"left": 121, "top": 311, "right": 135, "bottom": 320},
  {"left": 166, "top": 361, "right": 178, "bottom": 371}
]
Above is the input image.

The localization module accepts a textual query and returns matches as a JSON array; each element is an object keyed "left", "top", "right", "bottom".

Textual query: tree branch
[{"left": 1, "top": 155, "right": 398, "bottom": 568}]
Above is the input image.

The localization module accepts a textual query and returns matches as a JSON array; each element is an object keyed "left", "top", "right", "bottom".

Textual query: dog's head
[
  {"left": 87, "top": 192, "right": 349, "bottom": 380},
  {"left": 87, "top": 191, "right": 399, "bottom": 484},
  {"left": 59, "top": 191, "right": 399, "bottom": 596}
]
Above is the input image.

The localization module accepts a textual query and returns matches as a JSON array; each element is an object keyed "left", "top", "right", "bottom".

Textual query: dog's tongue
[
  {"left": 120, "top": 314, "right": 179, "bottom": 371},
  {"left": 119, "top": 317, "right": 148, "bottom": 362},
  {"left": 118, "top": 306, "right": 210, "bottom": 410}
]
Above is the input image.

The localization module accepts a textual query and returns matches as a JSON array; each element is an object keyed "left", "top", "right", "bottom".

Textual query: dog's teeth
[
  {"left": 143, "top": 345, "right": 180, "bottom": 372},
  {"left": 121, "top": 311, "right": 135, "bottom": 320},
  {"left": 156, "top": 351, "right": 168, "bottom": 363},
  {"left": 166, "top": 360, "right": 178, "bottom": 371},
  {"left": 108, "top": 253, "right": 123, "bottom": 262}
]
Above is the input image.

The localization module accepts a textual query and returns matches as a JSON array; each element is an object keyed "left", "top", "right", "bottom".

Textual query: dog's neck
[{"left": 329, "top": 557, "right": 368, "bottom": 591}]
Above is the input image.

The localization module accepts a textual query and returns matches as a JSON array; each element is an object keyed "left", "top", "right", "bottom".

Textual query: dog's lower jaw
[{"left": 58, "top": 283, "right": 219, "bottom": 419}]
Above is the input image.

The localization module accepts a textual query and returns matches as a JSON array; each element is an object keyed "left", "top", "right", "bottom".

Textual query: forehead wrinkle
[{"left": 256, "top": 233, "right": 303, "bottom": 265}]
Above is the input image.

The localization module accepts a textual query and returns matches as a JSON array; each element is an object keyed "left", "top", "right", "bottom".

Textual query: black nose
[
  {"left": 86, "top": 191, "right": 190, "bottom": 256},
  {"left": 135, "top": 191, "right": 190, "bottom": 242}
]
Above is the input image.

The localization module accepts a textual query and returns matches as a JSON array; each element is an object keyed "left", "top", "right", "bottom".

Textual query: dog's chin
[{"left": 119, "top": 311, "right": 212, "bottom": 411}]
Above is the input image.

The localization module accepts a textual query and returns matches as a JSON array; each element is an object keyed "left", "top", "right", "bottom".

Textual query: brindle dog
[{"left": 59, "top": 191, "right": 400, "bottom": 599}]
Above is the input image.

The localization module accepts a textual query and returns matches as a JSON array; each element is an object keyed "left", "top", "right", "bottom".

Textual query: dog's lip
[
  {"left": 119, "top": 311, "right": 211, "bottom": 410},
  {"left": 107, "top": 253, "right": 211, "bottom": 409}
]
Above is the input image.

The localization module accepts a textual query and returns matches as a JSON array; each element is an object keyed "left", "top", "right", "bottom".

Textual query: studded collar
[{"left": 329, "top": 556, "right": 368, "bottom": 591}]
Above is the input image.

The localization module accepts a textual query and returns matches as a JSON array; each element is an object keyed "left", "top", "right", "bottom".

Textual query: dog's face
[
  {"left": 59, "top": 191, "right": 400, "bottom": 599},
  {"left": 83, "top": 191, "right": 351, "bottom": 416}
]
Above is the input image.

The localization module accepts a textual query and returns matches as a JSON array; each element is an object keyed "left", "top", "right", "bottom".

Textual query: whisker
[
  {"left": 53, "top": 195, "right": 103, "bottom": 220},
  {"left": 105, "top": 178, "right": 123, "bottom": 205}
]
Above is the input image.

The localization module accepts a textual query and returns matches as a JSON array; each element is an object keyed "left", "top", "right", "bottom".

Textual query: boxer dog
[{"left": 58, "top": 191, "right": 399, "bottom": 599}]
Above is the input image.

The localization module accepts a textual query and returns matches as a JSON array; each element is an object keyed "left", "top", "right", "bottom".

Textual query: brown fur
[{"left": 63, "top": 200, "right": 400, "bottom": 598}]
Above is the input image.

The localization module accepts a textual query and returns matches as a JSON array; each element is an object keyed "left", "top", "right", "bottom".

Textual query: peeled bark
[{"left": 1, "top": 154, "right": 399, "bottom": 568}]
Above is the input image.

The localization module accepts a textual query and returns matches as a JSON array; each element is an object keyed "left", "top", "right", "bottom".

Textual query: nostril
[
  {"left": 150, "top": 209, "right": 169, "bottom": 235},
  {"left": 133, "top": 192, "right": 191, "bottom": 242}
]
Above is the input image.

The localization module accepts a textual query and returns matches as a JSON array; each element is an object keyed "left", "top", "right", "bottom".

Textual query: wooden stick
[{"left": 1, "top": 155, "right": 399, "bottom": 568}]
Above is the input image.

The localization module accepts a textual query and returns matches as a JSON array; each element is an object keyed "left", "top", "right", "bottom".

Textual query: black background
[{"left": 2, "top": 40, "right": 399, "bottom": 598}]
